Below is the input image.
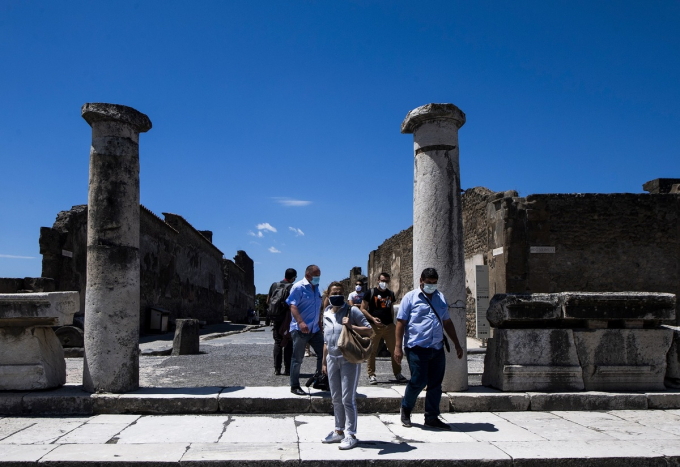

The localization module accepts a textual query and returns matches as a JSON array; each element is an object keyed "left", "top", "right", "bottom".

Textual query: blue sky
[{"left": 1, "top": 1, "right": 679, "bottom": 294}]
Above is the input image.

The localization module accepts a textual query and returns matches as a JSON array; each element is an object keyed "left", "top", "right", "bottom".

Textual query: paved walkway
[{"left": 2, "top": 410, "right": 680, "bottom": 465}]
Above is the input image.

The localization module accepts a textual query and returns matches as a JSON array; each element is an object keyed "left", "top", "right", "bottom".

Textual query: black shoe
[
  {"left": 283, "top": 370, "right": 290, "bottom": 376},
  {"left": 291, "top": 387, "right": 306, "bottom": 396},
  {"left": 275, "top": 369, "right": 282, "bottom": 376},
  {"left": 424, "top": 418, "right": 451, "bottom": 430},
  {"left": 400, "top": 407, "right": 412, "bottom": 428}
]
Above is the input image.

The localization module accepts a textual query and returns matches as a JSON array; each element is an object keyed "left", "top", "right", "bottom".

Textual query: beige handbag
[{"left": 337, "top": 308, "right": 373, "bottom": 363}]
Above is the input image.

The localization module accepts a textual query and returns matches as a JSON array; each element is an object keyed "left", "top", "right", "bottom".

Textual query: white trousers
[{"left": 326, "top": 353, "right": 361, "bottom": 435}]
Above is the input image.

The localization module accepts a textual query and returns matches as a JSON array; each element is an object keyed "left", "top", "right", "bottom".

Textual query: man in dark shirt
[
  {"left": 360, "top": 272, "right": 408, "bottom": 384},
  {"left": 267, "top": 268, "right": 296, "bottom": 375}
]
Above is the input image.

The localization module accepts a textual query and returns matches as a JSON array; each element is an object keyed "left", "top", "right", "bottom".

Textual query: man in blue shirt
[
  {"left": 286, "top": 264, "right": 324, "bottom": 395},
  {"left": 394, "top": 267, "right": 464, "bottom": 429}
]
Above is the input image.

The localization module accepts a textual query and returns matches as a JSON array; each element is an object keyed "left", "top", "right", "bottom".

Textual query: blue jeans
[
  {"left": 401, "top": 346, "right": 446, "bottom": 421},
  {"left": 290, "top": 329, "right": 324, "bottom": 388}
]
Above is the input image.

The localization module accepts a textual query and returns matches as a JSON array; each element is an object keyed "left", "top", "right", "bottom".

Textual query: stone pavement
[{"left": 2, "top": 410, "right": 680, "bottom": 466}]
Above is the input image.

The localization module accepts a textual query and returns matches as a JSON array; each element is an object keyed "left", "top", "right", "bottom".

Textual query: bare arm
[
  {"left": 341, "top": 315, "right": 372, "bottom": 337},
  {"left": 290, "top": 304, "right": 309, "bottom": 333},
  {"left": 322, "top": 343, "right": 328, "bottom": 374},
  {"left": 394, "top": 318, "right": 407, "bottom": 364},
  {"left": 443, "top": 318, "right": 464, "bottom": 359},
  {"left": 360, "top": 300, "right": 382, "bottom": 326}
]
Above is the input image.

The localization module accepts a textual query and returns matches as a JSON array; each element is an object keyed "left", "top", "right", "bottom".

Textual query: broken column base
[
  {"left": 482, "top": 329, "right": 584, "bottom": 392},
  {"left": 0, "top": 327, "right": 66, "bottom": 390},
  {"left": 666, "top": 326, "right": 680, "bottom": 389}
]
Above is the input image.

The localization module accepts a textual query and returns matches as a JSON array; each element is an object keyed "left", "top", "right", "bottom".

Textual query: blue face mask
[
  {"left": 311, "top": 276, "right": 320, "bottom": 286},
  {"left": 422, "top": 283, "right": 438, "bottom": 294},
  {"left": 329, "top": 295, "right": 345, "bottom": 307}
]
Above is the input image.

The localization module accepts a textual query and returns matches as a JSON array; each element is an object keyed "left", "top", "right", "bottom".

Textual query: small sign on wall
[
  {"left": 492, "top": 247, "right": 504, "bottom": 257},
  {"left": 530, "top": 246, "right": 555, "bottom": 254},
  {"left": 61, "top": 250, "right": 73, "bottom": 258},
  {"left": 475, "top": 265, "right": 491, "bottom": 339}
]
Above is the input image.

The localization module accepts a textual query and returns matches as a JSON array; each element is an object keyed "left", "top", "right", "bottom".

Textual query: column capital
[
  {"left": 401, "top": 103, "right": 465, "bottom": 134},
  {"left": 81, "top": 103, "right": 152, "bottom": 133}
]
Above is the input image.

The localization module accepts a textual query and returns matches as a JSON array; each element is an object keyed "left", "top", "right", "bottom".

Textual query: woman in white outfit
[{"left": 321, "top": 281, "right": 372, "bottom": 450}]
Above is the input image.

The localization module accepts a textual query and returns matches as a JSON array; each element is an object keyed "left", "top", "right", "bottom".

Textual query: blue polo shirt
[
  {"left": 397, "top": 287, "right": 450, "bottom": 349},
  {"left": 286, "top": 277, "right": 322, "bottom": 333}
]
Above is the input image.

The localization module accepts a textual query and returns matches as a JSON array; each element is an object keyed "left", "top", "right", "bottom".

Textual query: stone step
[{"left": 2, "top": 384, "right": 679, "bottom": 416}]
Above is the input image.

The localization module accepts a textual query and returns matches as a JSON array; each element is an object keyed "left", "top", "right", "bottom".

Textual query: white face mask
[
  {"left": 355, "top": 285, "right": 362, "bottom": 292},
  {"left": 378, "top": 281, "right": 387, "bottom": 290},
  {"left": 422, "top": 283, "right": 438, "bottom": 294}
]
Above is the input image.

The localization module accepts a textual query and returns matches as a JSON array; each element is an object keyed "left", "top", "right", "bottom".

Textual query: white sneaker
[
  {"left": 339, "top": 436, "right": 357, "bottom": 450},
  {"left": 369, "top": 375, "right": 377, "bottom": 385},
  {"left": 322, "top": 431, "right": 344, "bottom": 444}
]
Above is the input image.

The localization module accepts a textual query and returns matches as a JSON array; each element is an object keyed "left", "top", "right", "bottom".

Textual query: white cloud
[
  {"left": 0, "top": 254, "right": 35, "bottom": 259},
  {"left": 248, "top": 230, "right": 264, "bottom": 238},
  {"left": 288, "top": 227, "right": 305, "bottom": 236},
  {"left": 257, "top": 223, "right": 277, "bottom": 233},
  {"left": 268, "top": 246, "right": 281, "bottom": 253},
  {"left": 272, "top": 197, "right": 312, "bottom": 207}
]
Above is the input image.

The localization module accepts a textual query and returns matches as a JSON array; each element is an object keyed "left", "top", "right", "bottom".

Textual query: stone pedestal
[
  {"left": 402, "top": 103, "right": 468, "bottom": 392},
  {"left": 482, "top": 329, "right": 584, "bottom": 391},
  {"left": 483, "top": 292, "right": 676, "bottom": 392},
  {"left": 0, "top": 292, "right": 79, "bottom": 390},
  {"left": 172, "top": 319, "right": 200, "bottom": 356},
  {"left": 663, "top": 326, "right": 680, "bottom": 388},
  {"left": 81, "top": 103, "right": 152, "bottom": 393}
]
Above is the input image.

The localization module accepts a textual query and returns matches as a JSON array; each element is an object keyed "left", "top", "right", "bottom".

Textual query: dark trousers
[
  {"left": 401, "top": 346, "right": 446, "bottom": 421},
  {"left": 272, "top": 320, "right": 292, "bottom": 372}
]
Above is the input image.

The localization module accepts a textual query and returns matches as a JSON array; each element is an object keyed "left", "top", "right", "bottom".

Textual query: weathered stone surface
[
  {"left": 646, "top": 391, "right": 680, "bottom": 409},
  {"left": 405, "top": 102, "right": 468, "bottom": 392},
  {"left": 171, "top": 319, "right": 200, "bottom": 356},
  {"left": 310, "top": 386, "right": 402, "bottom": 414},
  {"left": 573, "top": 328, "right": 673, "bottom": 391},
  {"left": 96, "top": 387, "right": 220, "bottom": 414},
  {"left": 0, "top": 391, "right": 25, "bottom": 415},
  {"left": 82, "top": 103, "right": 150, "bottom": 394},
  {"left": 449, "top": 386, "right": 530, "bottom": 412},
  {"left": 401, "top": 103, "right": 466, "bottom": 134},
  {"left": 22, "top": 384, "right": 93, "bottom": 415},
  {"left": 529, "top": 392, "right": 648, "bottom": 411},
  {"left": 483, "top": 328, "right": 583, "bottom": 392},
  {"left": 487, "top": 292, "right": 675, "bottom": 328},
  {"left": 218, "top": 386, "right": 311, "bottom": 413},
  {"left": 666, "top": 326, "right": 680, "bottom": 388},
  {"left": 0, "top": 326, "right": 66, "bottom": 390},
  {"left": 0, "top": 291, "right": 79, "bottom": 326}
]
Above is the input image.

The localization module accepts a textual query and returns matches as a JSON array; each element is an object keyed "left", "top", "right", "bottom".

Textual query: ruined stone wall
[
  {"left": 222, "top": 250, "right": 255, "bottom": 323},
  {"left": 223, "top": 258, "right": 249, "bottom": 323},
  {"left": 39, "top": 205, "right": 234, "bottom": 332},
  {"left": 367, "top": 226, "right": 413, "bottom": 302},
  {"left": 462, "top": 188, "right": 517, "bottom": 336},
  {"left": 487, "top": 193, "right": 680, "bottom": 325}
]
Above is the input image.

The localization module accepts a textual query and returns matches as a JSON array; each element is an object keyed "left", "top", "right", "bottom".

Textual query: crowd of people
[{"left": 266, "top": 265, "right": 463, "bottom": 450}]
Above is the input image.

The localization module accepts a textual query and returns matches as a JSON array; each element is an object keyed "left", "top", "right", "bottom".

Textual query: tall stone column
[
  {"left": 81, "top": 103, "right": 152, "bottom": 393},
  {"left": 402, "top": 103, "right": 468, "bottom": 392}
]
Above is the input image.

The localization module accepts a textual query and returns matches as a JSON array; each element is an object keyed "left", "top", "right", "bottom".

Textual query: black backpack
[{"left": 267, "top": 282, "right": 293, "bottom": 319}]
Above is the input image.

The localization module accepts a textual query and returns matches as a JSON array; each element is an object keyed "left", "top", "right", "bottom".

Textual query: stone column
[
  {"left": 81, "top": 103, "right": 152, "bottom": 393},
  {"left": 402, "top": 103, "right": 468, "bottom": 392}
]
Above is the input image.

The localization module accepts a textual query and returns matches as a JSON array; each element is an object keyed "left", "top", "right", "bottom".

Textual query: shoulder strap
[{"left": 420, "top": 292, "right": 444, "bottom": 325}]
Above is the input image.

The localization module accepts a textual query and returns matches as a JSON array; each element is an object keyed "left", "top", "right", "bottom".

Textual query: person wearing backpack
[
  {"left": 360, "top": 272, "right": 408, "bottom": 385},
  {"left": 267, "top": 268, "right": 297, "bottom": 376}
]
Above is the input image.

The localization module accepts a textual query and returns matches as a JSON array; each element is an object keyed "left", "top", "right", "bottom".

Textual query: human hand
[
  {"left": 322, "top": 364, "right": 327, "bottom": 375},
  {"left": 342, "top": 316, "right": 350, "bottom": 327},
  {"left": 299, "top": 322, "right": 310, "bottom": 334},
  {"left": 455, "top": 345, "right": 463, "bottom": 359},
  {"left": 394, "top": 346, "right": 403, "bottom": 364}
]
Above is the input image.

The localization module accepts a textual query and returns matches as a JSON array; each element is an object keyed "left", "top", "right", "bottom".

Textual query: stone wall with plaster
[
  {"left": 367, "top": 226, "right": 413, "bottom": 302},
  {"left": 223, "top": 250, "right": 255, "bottom": 323}
]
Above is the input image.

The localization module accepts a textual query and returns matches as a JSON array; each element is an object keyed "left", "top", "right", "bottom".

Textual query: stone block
[
  {"left": 665, "top": 326, "right": 680, "bottom": 388},
  {"left": 487, "top": 293, "right": 561, "bottom": 327},
  {"left": 529, "top": 392, "right": 648, "bottom": 411},
  {"left": 0, "top": 291, "right": 79, "bottom": 325},
  {"left": 573, "top": 328, "right": 674, "bottom": 391},
  {"left": 646, "top": 391, "right": 680, "bottom": 409},
  {"left": 449, "top": 386, "right": 530, "bottom": 412},
  {"left": 22, "top": 385, "right": 93, "bottom": 415},
  {"left": 0, "top": 326, "right": 66, "bottom": 390},
  {"left": 172, "top": 318, "right": 200, "bottom": 356},
  {"left": 218, "top": 386, "right": 311, "bottom": 413},
  {"left": 0, "top": 392, "right": 25, "bottom": 415},
  {"left": 310, "top": 386, "right": 402, "bottom": 414},
  {"left": 561, "top": 292, "right": 676, "bottom": 323},
  {"left": 482, "top": 329, "right": 584, "bottom": 391},
  {"left": 96, "top": 387, "right": 220, "bottom": 414}
]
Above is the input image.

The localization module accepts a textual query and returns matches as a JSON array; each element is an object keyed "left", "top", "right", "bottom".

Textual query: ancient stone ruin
[
  {"left": 482, "top": 292, "right": 676, "bottom": 392},
  {"left": 0, "top": 291, "right": 79, "bottom": 390}
]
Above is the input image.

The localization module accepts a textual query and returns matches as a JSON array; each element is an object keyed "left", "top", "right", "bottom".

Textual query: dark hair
[
  {"left": 285, "top": 268, "right": 297, "bottom": 281},
  {"left": 305, "top": 264, "right": 319, "bottom": 275},
  {"left": 327, "top": 281, "right": 345, "bottom": 295},
  {"left": 420, "top": 268, "right": 438, "bottom": 280},
  {"left": 379, "top": 272, "right": 390, "bottom": 281}
]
